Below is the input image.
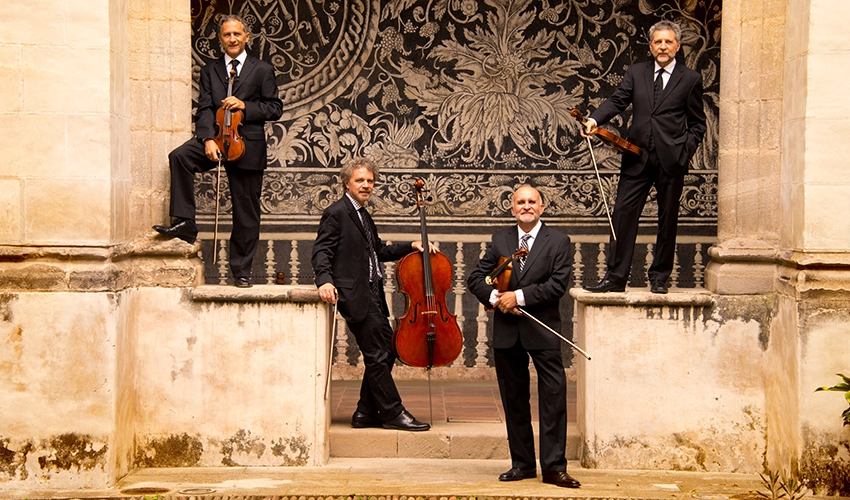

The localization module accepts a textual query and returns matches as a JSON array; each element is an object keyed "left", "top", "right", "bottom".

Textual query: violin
[
  {"left": 213, "top": 66, "right": 246, "bottom": 161},
  {"left": 393, "top": 179, "right": 464, "bottom": 369},
  {"left": 571, "top": 108, "right": 642, "bottom": 156},
  {"left": 483, "top": 248, "right": 593, "bottom": 360},
  {"left": 484, "top": 248, "right": 528, "bottom": 295}
]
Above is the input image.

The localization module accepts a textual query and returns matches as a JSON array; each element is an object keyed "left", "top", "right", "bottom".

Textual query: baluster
[
  {"left": 475, "top": 242, "right": 490, "bottom": 367},
  {"left": 595, "top": 243, "right": 607, "bottom": 281},
  {"left": 573, "top": 242, "right": 583, "bottom": 285},
  {"left": 671, "top": 246, "right": 680, "bottom": 288},
  {"left": 288, "top": 240, "right": 300, "bottom": 285},
  {"left": 383, "top": 246, "right": 397, "bottom": 323},
  {"left": 452, "top": 241, "right": 466, "bottom": 366},
  {"left": 265, "top": 240, "right": 276, "bottom": 284},
  {"left": 693, "top": 243, "right": 704, "bottom": 288},
  {"left": 644, "top": 243, "right": 653, "bottom": 288},
  {"left": 217, "top": 240, "right": 228, "bottom": 285}
]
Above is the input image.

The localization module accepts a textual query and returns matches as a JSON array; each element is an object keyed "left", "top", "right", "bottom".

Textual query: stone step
[{"left": 330, "top": 421, "right": 581, "bottom": 460}]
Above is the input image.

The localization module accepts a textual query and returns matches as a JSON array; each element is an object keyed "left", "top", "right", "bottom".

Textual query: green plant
[
  {"left": 757, "top": 469, "right": 807, "bottom": 500},
  {"left": 815, "top": 373, "right": 850, "bottom": 426}
]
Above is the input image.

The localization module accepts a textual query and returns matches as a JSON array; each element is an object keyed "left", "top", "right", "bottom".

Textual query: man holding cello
[
  {"left": 153, "top": 14, "right": 283, "bottom": 288},
  {"left": 312, "top": 157, "right": 433, "bottom": 432},
  {"left": 467, "top": 185, "right": 580, "bottom": 488}
]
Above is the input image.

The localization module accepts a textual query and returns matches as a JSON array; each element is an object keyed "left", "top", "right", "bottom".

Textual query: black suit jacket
[
  {"left": 195, "top": 54, "right": 283, "bottom": 170},
  {"left": 591, "top": 60, "right": 706, "bottom": 177},
  {"left": 312, "top": 196, "right": 414, "bottom": 324},
  {"left": 467, "top": 224, "right": 573, "bottom": 350}
]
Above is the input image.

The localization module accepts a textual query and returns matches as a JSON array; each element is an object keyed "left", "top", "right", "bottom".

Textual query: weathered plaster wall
[
  {"left": 783, "top": 269, "right": 850, "bottom": 495},
  {"left": 0, "top": 292, "right": 118, "bottom": 487},
  {"left": 0, "top": 286, "right": 331, "bottom": 489},
  {"left": 132, "top": 287, "right": 331, "bottom": 468},
  {"left": 574, "top": 291, "right": 767, "bottom": 473}
]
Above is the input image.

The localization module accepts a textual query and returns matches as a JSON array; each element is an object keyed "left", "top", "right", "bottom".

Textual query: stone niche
[{"left": 0, "top": 281, "right": 332, "bottom": 489}]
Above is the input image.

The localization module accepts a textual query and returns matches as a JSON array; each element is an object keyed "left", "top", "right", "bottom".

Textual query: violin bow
[
  {"left": 585, "top": 137, "right": 617, "bottom": 241},
  {"left": 517, "top": 307, "right": 592, "bottom": 360},
  {"left": 212, "top": 156, "right": 222, "bottom": 264},
  {"left": 324, "top": 291, "right": 338, "bottom": 400}
]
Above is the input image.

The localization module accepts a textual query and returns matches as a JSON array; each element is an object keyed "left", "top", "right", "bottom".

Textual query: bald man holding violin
[
  {"left": 153, "top": 14, "right": 283, "bottom": 288},
  {"left": 467, "top": 185, "right": 579, "bottom": 488},
  {"left": 583, "top": 20, "right": 706, "bottom": 294}
]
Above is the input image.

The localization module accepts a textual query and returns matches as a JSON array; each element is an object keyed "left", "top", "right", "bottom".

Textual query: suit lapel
[
  {"left": 644, "top": 61, "right": 657, "bottom": 108},
  {"left": 213, "top": 58, "right": 228, "bottom": 87},
  {"left": 655, "top": 63, "right": 685, "bottom": 110},
  {"left": 233, "top": 56, "right": 257, "bottom": 93},
  {"left": 344, "top": 196, "right": 369, "bottom": 242}
]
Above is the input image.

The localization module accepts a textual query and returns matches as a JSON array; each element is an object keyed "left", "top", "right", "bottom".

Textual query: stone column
[
  {"left": 708, "top": 0, "right": 850, "bottom": 489},
  {"left": 773, "top": 0, "right": 850, "bottom": 488},
  {"left": 704, "top": 0, "right": 785, "bottom": 294}
]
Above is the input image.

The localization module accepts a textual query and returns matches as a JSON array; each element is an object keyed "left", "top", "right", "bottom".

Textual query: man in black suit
[
  {"left": 312, "top": 157, "right": 431, "bottom": 432},
  {"left": 467, "top": 185, "right": 579, "bottom": 488},
  {"left": 583, "top": 20, "right": 706, "bottom": 294},
  {"left": 154, "top": 14, "right": 283, "bottom": 288}
]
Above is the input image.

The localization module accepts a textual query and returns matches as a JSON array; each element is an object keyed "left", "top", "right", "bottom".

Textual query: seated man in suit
[
  {"left": 153, "top": 14, "right": 283, "bottom": 288},
  {"left": 467, "top": 185, "right": 579, "bottom": 488}
]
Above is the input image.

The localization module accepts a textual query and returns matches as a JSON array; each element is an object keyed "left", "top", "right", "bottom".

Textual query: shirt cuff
[
  {"left": 488, "top": 289, "right": 499, "bottom": 306},
  {"left": 515, "top": 289, "right": 526, "bottom": 306}
]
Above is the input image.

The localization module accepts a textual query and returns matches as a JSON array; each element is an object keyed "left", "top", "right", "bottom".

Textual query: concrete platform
[{"left": 7, "top": 458, "right": 778, "bottom": 500}]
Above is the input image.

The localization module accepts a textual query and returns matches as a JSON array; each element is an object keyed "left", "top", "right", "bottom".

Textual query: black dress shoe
[
  {"left": 542, "top": 470, "right": 581, "bottom": 488},
  {"left": 351, "top": 411, "right": 382, "bottom": 429},
  {"left": 650, "top": 280, "right": 668, "bottom": 294},
  {"left": 234, "top": 277, "right": 252, "bottom": 288},
  {"left": 382, "top": 409, "right": 430, "bottom": 431},
  {"left": 583, "top": 278, "right": 625, "bottom": 293},
  {"left": 498, "top": 467, "right": 536, "bottom": 481},
  {"left": 153, "top": 219, "right": 198, "bottom": 244}
]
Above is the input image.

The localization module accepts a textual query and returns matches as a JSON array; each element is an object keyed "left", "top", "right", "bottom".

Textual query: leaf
[{"left": 313, "top": 146, "right": 329, "bottom": 167}]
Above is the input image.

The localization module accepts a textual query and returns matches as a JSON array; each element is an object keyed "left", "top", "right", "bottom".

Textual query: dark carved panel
[{"left": 189, "top": 0, "right": 720, "bottom": 297}]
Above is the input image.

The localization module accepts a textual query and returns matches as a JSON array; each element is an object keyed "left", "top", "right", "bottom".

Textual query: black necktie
[
  {"left": 519, "top": 234, "right": 531, "bottom": 272},
  {"left": 653, "top": 68, "right": 664, "bottom": 103},
  {"left": 358, "top": 208, "right": 382, "bottom": 292},
  {"left": 649, "top": 68, "right": 664, "bottom": 150},
  {"left": 229, "top": 59, "right": 239, "bottom": 80}
]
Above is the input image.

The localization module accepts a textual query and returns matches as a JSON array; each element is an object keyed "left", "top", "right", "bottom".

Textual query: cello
[{"left": 393, "top": 179, "right": 464, "bottom": 369}]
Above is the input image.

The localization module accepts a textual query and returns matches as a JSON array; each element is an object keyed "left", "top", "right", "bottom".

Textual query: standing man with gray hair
[
  {"left": 312, "top": 157, "right": 432, "bottom": 432},
  {"left": 582, "top": 20, "right": 706, "bottom": 294}
]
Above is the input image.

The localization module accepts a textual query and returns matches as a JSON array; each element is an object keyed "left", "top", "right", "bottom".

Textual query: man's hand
[
  {"left": 412, "top": 240, "right": 438, "bottom": 254},
  {"left": 221, "top": 96, "right": 246, "bottom": 111},
  {"left": 204, "top": 139, "right": 222, "bottom": 161},
  {"left": 318, "top": 283, "right": 337, "bottom": 304},
  {"left": 494, "top": 291, "right": 521, "bottom": 315},
  {"left": 580, "top": 118, "right": 598, "bottom": 138}
]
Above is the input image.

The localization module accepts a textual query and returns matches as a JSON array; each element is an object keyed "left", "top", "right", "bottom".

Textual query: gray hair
[
  {"left": 649, "top": 20, "right": 682, "bottom": 43},
  {"left": 218, "top": 14, "right": 248, "bottom": 33},
  {"left": 340, "top": 157, "right": 379, "bottom": 185}
]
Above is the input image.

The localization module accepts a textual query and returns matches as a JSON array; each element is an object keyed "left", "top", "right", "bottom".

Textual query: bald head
[{"left": 511, "top": 185, "right": 544, "bottom": 232}]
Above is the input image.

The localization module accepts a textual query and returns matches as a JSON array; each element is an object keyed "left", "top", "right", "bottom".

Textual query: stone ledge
[
  {"left": 0, "top": 244, "right": 111, "bottom": 261},
  {"left": 191, "top": 284, "right": 321, "bottom": 302},
  {"left": 570, "top": 287, "right": 714, "bottom": 307}
]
